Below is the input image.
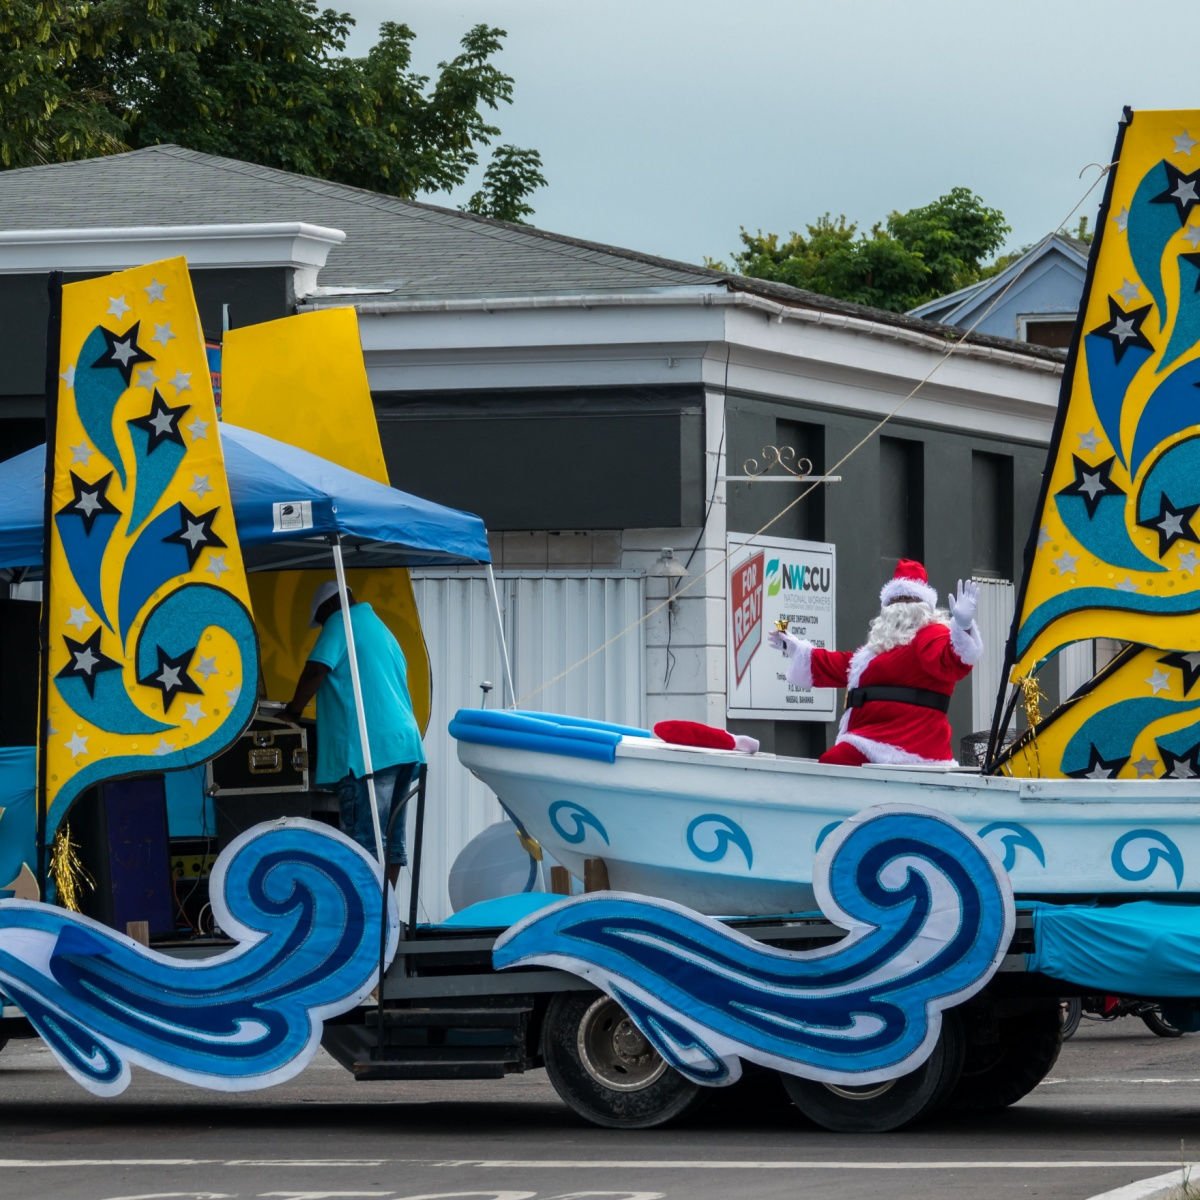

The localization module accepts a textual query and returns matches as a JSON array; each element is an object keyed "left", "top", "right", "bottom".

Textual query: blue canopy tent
[{"left": 0, "top": 423, "right": 491, "bottom": 572}]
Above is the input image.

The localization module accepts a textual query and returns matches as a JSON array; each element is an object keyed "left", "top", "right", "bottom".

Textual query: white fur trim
[
  {"left": 732, "top": 734, "right": 760, "bottom": 755},
  {"left": 847, "top": 644, "right": 876, "bottom": 688},
  {"left": 880, "top": 578, "right": 939, "bottom": 609},
  {"left": 838, "top": 732, "right": 957, "bottom": 767},
  {"left": 785, "top": 641, "right": 815, "bottom": 688},
  {"left": 949, "top": 620, "right": 985, "bottom": 667}
]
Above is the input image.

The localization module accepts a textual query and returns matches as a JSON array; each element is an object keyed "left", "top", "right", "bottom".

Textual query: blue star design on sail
[
  {"left": 138, "top": 644, "right": 203, "bottom": 714},
  {"left": 1157, "top": 741, "right": 1200, "bottom": 780},
  {"left": 56, "top": 629, "right": 121, "bottom": 700},
  {"left": 1065, "top": 743, "right": 1130, "bottom": 780},
  {"left": 1056, "top": 454, "right": 1125, "bottom": 519},
  {"left": 90, "top": 321, "right": 155, "bottom": 386},
  {"left": 1088, "top": 298, "right": 1154, "bottom": 365},
  {"left": 1150, "top": 161, "right": 1200, "bottom": 225},
  {"left": 162, "top": 505, "right": 226, "bottom": 570},
  {"left": 1136, "top": 492, "right": 1200, "bottom": 558},
  {"left": 128, "top": 390, "right": 189, "bottom": 454},
  {"left": 56, "top": 469, "right": 120, "bottom": 536}
]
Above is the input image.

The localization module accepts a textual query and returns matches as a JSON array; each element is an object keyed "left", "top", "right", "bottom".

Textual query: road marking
[
  {"left": 1043, "top": 1076, "right": 1200, "bottom": 1084},
  {"left": 1086, "top": 1169, "right": 1195, "bottom": 1200},
  {"left": 0, "top": 1158, "right": 1188, "bottom": 1172}
]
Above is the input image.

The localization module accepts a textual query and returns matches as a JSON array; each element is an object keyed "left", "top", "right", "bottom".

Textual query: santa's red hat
[{"left": 879, "top": 558, "right": 938, "bottom": 608}]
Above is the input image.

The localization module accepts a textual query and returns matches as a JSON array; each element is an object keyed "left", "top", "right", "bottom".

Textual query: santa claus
[{"left": 767, "top": 559, "right": 982, "bottom": 766}]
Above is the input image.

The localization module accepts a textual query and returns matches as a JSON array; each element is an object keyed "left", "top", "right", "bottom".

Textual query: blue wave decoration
[
  {"left": 55, "top": 510, "right": 119, "bottom": 631},
  {"left": 1063, "top": 697, "right": 1200, "bottom": 771},
  {"left": 126, "top": 424, "right": 186, "bottom": 535},
  {"left": 1083, "top": 333, "right": 1153, "bottom": 468},
  {"left": 1161, "top": 253, "right": 1200, "bottom": 371},
  {"left": 1137, "top": 437, "right": 1200, "bottom": 527},
  {"left": 1128, "top": 161, "right": 1178, "bottom": 322},
  {"left": 1131, "top": 368, "right": 1200, "bottom": 476},
  {"left": 74, "top": 327, "right": 132, "bottom": 489},
  {"left": 0, "top": 820, "right": 395, "bottom": 1095},
  {"left": 117, "top": 505, "right": 193, "bottom": 640},
  {"left": 1018, "top": 588, "right": 1200, "bottom": 659},
  {"left": 1056, "top": 491, "right": 1160, "bottom": 571},
  {"left": 548, "top": 800, "right": 609, "bottom": 846},
  {"left": 1112, "top": 829, "right": 1184, "bottom": 888},
  {"left": 495, "top": 804, "right": 1014, "bottom": 1087},
  {"left": 687, "top": 814, "right": 753, "bottom": 869},
  {"left": 976, "top": 822, "right": 1046, "bottom": 871}
]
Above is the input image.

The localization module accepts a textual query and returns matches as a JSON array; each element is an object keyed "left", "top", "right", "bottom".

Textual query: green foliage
[
  {"left": 716, "top": 188, "right": 1011, "bottom": 312},
  {"left": 0, "top": 0, "right": 546, "bottom": 219}
]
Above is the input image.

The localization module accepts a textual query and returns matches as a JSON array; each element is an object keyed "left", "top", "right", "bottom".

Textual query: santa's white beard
[{"left": 866, "top": 601, "right": 948, "bottom": 653}]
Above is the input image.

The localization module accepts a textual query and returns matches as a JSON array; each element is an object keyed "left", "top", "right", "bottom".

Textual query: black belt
[{"left": 845, "top": 686, "right": 950, "bottom": 713}]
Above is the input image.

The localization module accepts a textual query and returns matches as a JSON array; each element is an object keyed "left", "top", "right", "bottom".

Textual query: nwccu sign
[{"left": 726, "top": 534, "right": 837, "bottom": 721}]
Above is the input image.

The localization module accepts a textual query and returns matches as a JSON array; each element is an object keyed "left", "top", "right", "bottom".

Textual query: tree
[
  {"left": 710, "top": 188, "right": 1010, "bottom": 312},
  {"left": 0, "top": 1, "right": 546, "bottom": 221}
]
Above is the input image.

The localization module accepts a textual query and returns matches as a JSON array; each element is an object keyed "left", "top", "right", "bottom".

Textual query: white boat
[{"left": 452, "top": 709, "right": 1200, "bottom": 914}]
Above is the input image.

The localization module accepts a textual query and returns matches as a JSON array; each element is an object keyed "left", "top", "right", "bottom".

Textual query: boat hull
[{"left": 454, "top": 715, "right": 1200, "bottom": 915}]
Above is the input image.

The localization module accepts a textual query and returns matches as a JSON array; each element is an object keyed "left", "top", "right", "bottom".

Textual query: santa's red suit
[{"left": 776, "top": 560, "right": 983, "bottom": 766}]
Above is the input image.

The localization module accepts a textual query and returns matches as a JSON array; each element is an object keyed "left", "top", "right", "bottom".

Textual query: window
[
  {"left": 971, "top": 451, "right": 1013, "bottom": 578},
  {"left": 879, "top": 436, "right": 923, "bottom": 569}
]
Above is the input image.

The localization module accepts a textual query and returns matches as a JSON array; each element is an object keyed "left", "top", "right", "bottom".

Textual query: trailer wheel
[
  {"left": 541, "top": 992, "right": 707, "bottom": 1129},
  {"left": 780, "top": 1014, "right": 965, "bottom": 1133},
  {"left": 1142, "top": 1006, "right": 1184, "bottom": 1038},
  {"left": 1060, "top": 997, "right": 1082, "bottom": 1040},
  {"left": 949, "top": 999, "right": 1062, "bottom": 1111}
]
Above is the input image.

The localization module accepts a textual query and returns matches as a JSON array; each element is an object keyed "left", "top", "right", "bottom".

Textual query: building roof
[
  {"left": 0, "top": 145, "right": 1062, "bottom": 361},
  {"left": 908, "top": 233, "right": 1090, "bottom": 328}
]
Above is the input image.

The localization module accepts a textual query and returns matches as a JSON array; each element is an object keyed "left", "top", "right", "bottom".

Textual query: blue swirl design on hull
[
  {"left": 976, "top": 822, "right": 1046, "bottom": 871},
  {"left": 0, "top": 820, "right": 396, "bottom": 1095},
  {"left": 548, "top": 800, "right": 609, "bottom": 845},
  {"left": 1112, "top": 829, "right": 1184, "bottom": 888},
  {"left": 495, "top": 804, "right": 1014, "bottom": 1087},
  {"left": 686, "top": 814, "right": 753, "bottom": 869}
]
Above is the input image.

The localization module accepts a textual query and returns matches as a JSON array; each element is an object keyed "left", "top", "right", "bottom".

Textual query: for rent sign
[{"left": 726, "top": 534, "right": 837, "bottom": 721}]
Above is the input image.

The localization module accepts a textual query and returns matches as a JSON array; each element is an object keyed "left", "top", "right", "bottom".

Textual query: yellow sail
[
  {"left": 221, "top": 308, "right": 433, "bottom": 730},
  {"left": 1011, "top": 109, "right": 1200, "bottom": 679},
  {"left": 40, "top": 257, "right": 258, "bottom": 846}
]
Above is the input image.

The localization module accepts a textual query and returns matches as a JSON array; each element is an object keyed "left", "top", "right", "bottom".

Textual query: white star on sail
[
  {"left": 206, "top": 553, "right": 229, "bottom": 579},
  {"left": 1172, "top": 758, "right": 1198, "bottom": 779},
  {"left": 66, "top": 732, "right": 88, "bottom": 757},
  {"left": 110, "top": 338, "right": 139, "bottom": 368},
  {"left": 1159, "top": 510, "right": 1185, "bottom": 539},
  {"left": 1181, "top": 549, "right": 1199, "bottom": 572},
  {"left": 226, "top": 686, "right": 241, "bottom": 707},
  {"left": 66, "top": 607, "right": 91, "bottom": 632},
  {"left": 73, "top": 646, "right": 99, "bottom": 674},
  {"left": 1054, "top": 551, "right": 1078, "bottom": 574},
  {"left": 149, "top": 408, "right": 179, "bottom": 438},
  {"left": 1114, "top": 206, "right": 1129, "bottom": 231},
  {"left": 1146, "top": 668, "right": 1172, "bottom": 694},
  {"left": 1176, "top": 130, "right": 1199, "bottom": 155},
  {"left": 60, "top": 363, "right": 76, "bottom": 389},
  {"left": 1084, "top": 762, "right": 1113, "bottom": 780},
  {"left": 157, "top": 663, "right": 183, "bottom": 690},
  {"left": 152, "top": 322, "right": 177, "bottom": 347},
  {"left": 1037, "top": 526, "right": 1051, "bottom": 547},
  {"left": 1186, "top": 224, "right": 1200, "bottom": 249},
  {"left": 1078, "top": 472, "right": 1107, "bottom": 500},
  {"left": 195, "top": 654, "right": 219, "bottom": 680},
  {"left": 181, "top": 521, "right": 209, "bottom": 550},
  {"left": 1116, "top": 578, "right": 1139, "bottom": 593},
  {"left": 107, "top": 295, "right": 131, "bottom": 320},
  {"left": 190, "top": 473, "right": 212, "bottom": 499},
  {"left": 144, "top": 278, "right": 166, "bottom": 303},
  {"left": 171, "top": 371, "right": 192, "bottom": 393},
  {"left": 1175, "top": 179, "right": 1200, "bottom": 206},
  {"left": 1116, "top": 279, "right": 1141, "bottom": 305},
  {"left": 69, "top": 441, "right": 93, "bottom": 465},
  {"left": 1077, "top": 428, "right": 1101, "bottom": 452},
  {"left": 187, "top": 417, "right": 208, "bottom": 441},
  {"left": 75, "top": 489, "right": 102, "bottom": 518},
  {"left": 1110, "top": 316, "right": 1138, "bottom": 343},
  {"left": 134, "top": 366, "right": 159, "bottom": 389},
  {"left": 182, "top": 702, "right": 205, "bottom": 727},
  {"left": 153, "top": 738, "right": 173, "bottom": 756},
  {"left": 1132, "top": 755, "right": 1158, "bottom": 778}
]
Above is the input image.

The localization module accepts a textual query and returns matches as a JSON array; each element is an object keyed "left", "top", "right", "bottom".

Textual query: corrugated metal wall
[
  {"left": 403, "top": 570, "right": 645, "bottom": 922},
  {"left": 971, "top": 578, "right": 1015, "bottom": 736}
]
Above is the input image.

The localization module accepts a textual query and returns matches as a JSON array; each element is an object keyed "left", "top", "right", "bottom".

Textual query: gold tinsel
[
  {"left": 49, "top": 826, "right": 93, "bottom": 913},
  {"left": 1016, "top": 673, "right": 1047, "bottom": 779}
]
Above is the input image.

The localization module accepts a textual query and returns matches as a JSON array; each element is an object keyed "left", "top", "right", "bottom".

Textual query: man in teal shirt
[{"left": 285, "top": 581, "right": 424, "bottom": 885}]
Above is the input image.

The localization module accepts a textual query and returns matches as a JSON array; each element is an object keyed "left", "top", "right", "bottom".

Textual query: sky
[{"left": 337, "top": 0, "right": 1195, "bottom": 268}]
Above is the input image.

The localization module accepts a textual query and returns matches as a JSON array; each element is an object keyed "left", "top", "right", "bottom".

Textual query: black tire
[
  {"left": 541, "top": 992, "right": 707, "bottom": 1129},
  {"left": 780, "top": 1013, "right": 965, "bottom": 1133},
  {"left": 1060, "top": 998, "right": 1082, "bottom": 1040},
  {"left": 949, "top": 999, "right": 1063, "bottom": 1112},
  {"left": 1142, "top": 1006, "right": 1185, "bottom": 1038}
]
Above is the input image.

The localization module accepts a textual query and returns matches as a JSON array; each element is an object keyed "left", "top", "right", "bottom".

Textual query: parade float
[{"left": 4, "top": 105, "right": 1200, "bottom": 1137}]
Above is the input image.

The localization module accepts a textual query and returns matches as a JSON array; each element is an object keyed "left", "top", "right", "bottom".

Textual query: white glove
[
  {"left": 948, "top": 579, "right": 979, "bottom": 630},
  {"left": 768, "top": 629, "right": 805, "bottom": 657}
]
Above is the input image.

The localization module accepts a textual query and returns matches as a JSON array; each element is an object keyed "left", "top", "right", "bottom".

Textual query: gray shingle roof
[{"left": 0, "top": 145, "right": 1062, "bottom": 361}]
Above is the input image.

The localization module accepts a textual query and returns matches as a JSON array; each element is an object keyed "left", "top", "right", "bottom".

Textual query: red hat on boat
[{"left": 879, "top": 558, "right": 939, "bottom": 609}]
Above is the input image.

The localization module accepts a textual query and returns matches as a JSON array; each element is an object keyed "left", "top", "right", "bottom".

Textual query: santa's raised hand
[
  {"left": 948, "top": 579, "right": 979, "bottom": 629},
  {"left": 768, "top": 628, "right": 806, "bottom": 657}
]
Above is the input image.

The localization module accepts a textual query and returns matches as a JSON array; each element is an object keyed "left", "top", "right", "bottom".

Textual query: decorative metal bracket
[{"left": 718, "top": 444, "right": 842, "bottom": 484}]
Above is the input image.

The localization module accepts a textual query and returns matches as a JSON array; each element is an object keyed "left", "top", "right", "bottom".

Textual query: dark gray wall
[
  {"left": 375, "top": 385, "right": 706, "bottom": 530},
  {"left": 723, "top": 393, "right": 1047, "bottom": 758}
]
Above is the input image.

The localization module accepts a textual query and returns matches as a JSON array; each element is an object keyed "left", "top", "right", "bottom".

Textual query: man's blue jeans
[{"left": 334, "top": 763, "right": 418, "bottom": 865}]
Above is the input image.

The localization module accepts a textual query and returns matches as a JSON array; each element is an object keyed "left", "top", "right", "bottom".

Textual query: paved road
[{"left": 1, "top": 1017, "right": 1199, "bottom": 1200}]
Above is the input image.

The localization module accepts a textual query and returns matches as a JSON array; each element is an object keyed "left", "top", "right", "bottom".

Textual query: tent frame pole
[
  {"left": 486, "top": 563, "right": 516, "bottom": 709},
  {"left": 331, "top": 535, "right": 386, "bottom": 867}
]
